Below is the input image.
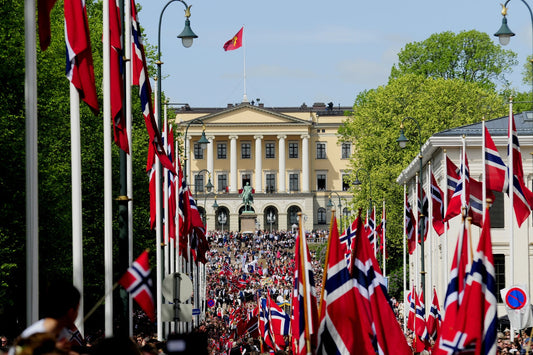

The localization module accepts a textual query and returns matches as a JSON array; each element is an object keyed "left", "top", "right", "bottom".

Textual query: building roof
[{"left": 434, "top": 111, "right": 533, "bottom": 137}]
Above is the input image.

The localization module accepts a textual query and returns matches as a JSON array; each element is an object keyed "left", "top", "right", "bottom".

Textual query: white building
[{"left": 396, "top": 111, "right": 533, "bottom": 318}]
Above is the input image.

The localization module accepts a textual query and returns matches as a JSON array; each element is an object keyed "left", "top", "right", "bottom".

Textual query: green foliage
[
  {"left": 339, "top": 74, "right": 507, "bottom": 272},
  {"left": 390, "top": 30, "right": 518, "bottom": 91}
]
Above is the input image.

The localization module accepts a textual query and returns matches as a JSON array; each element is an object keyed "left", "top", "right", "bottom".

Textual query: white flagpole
[
  {"left": 164, "top": 104, "right": 170, "bottom": 278},
  {"left": 70, "top": 83, "right": 84, "bottom": 336},
  {"left": 373, "top": 205, "right": 377, "bottom": 258},
  {"left": 427, "top": 162, "right": 433, "bottom": 297},
  {"left": 443, "top": 149, "right": 449, "bottom": 286},
  {"left": 103, "top": 0, "right": 114, "bottom": 337},
  {"left": 25, "top": 0, "right": 39, "bottom": 326},
  {"left": 382, "top": 199, "right": 386, "bottom": 276},
  {"left": 482, "top": 118, "right": 487, "bottom": 223},
  {"left": 154, "top": 78, "right": 163, "bottom": 340},
  {"left": 124, "top": 0, "right": 134, "bottom": 337},
  {"left": 242, "top": 25, "right": 247, "bottom": 103},
  {"left": 403, "top": 184, "right": 407, "bottom": 334},
  {"left": 508, "top": 99, "right": 514, "bottom": 286}
]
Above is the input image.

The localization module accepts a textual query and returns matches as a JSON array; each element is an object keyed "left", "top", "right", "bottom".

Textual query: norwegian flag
[
  {"left": 317, "top": 216, "right": 375, "bottom": 354},
  {"left": 446, "top": 156, "right": 461, "bottom": 203},
  {"left": 441, "top": 218, "right": 470, "bottom": 328},
  {"left": 131, "top": 0, "right": 176, "bottom": 174},
  {"left": 267, "top": 293, "right": 290, "bottom": 351},
  {"left": 364, "top": 207, "right": 377, "bottom": 254},
  {"left": 375, "top": 205, "right": 387, "bottom": 257},
  {"left": 469, "top": 177, "right": 495, "bottom": 228},
  {"left": 427, "top": 288, "right": 442, "bottom": 341},
  {"left": 109, "top": 0, "right": 129, "bottom": 153},
  {"left": 146, "top": 141, "right": 156, "bottom": 229},
  {"left": 339, "top": 218, "right": 357, "bottom": 265},
  {"left": 508, "top": 114, "right": 533, "bottom": 227},
  {"left": 435, "top": 204, "right": 497, "bottom": 355},
  {"left": 259, "top": 297, "right": 276, "bottom": 351},
  {"left": 177, "top": 155, "right": 190, "bottom": 258},
  {"left": 291, "top": 218, "right": 319, "bottom": 355},
  {"left": 407, "top": 286, "right": 416, "bottom": 331},
  {"left": 39, "top": 0, "right": 57, "bottom": 51},
  {"left": 118, "top": 250, "right": 155, "bottom": 322},
  {"left": 64, "top": 0, "right": 99, "bottom": 113},
  {"left": 167, "top": 125, "right": 177, "bottom": 239},
  {"left": 418, "top": 184, "right": 429, "bottom": 243},
  {"left": 444, "top": 152, "right": 470, "bottom": 223},
  {"left": 415, "top": 290, "right": 430, "bottom": 351},
  {"left": 430, "top": 171, "right": 445, "bottom": 236},
  {"left": 350, "top": 210, "right": 412, "bottom": 355},
  {"left": 484, "top": 126, "right": 508, "bottom": 193},
  {"left": 405, "top": 194, "right": 417, "bottom": 255}
]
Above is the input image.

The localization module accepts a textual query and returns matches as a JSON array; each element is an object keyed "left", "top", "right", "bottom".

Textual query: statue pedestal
[{"left": 240, "top": 212, "right": 257, "bottom": 233}]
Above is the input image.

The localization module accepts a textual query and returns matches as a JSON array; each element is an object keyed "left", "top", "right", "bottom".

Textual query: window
[
  {"left": 288, "top": 206, "right": 300, "bottom": 226},
  {"left": 317, "top": 208, "right": 326, "bottom": 224},
  {"left": 289, "top": 142, "right": 299, "bottom": 158},
  {"left": 342, "top": 174, "right": 350, "bottom": 191},
  {"left": 194, "top": 143, "right": 204, "bottom": 159},
  {"left": 494, "top": 254, "right": 505, "bottom": 302},
  {"left": 265, "top": 142, "right": 275, "bottom": 158},
  {"left": 241, "top": 142, "right": 251, "bottom": 159},
  {"left": 218, "top": 174, "right": 228, "bottom": 192},
  {"left": 194, "top": 174, "right": 204, "bottom": 193},
  {"left": 242, "top": 173, "right": 251, "bottom": 188},
  {"left": 317, "top": 173, "right": 326, "bottom": 191},
  {"left": 490, "top": 191, "right": 504, "bottom": 228},
  {"left": 217, "top": 143, "right": 227, "bottom": 159},
  {"left": 266, "top": 173, "right": 276, "bottom": 193},
  {"left": 289, "top": 173, "right": 299, "bottom": 192},
  {"left": 316, "top": 142, "right": 326, "bottom": 159},
  {"left": 341, "top": 142, "right": 351, "bottom": 159}
]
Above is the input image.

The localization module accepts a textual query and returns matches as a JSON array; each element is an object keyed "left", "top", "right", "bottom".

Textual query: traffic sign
[
  {"left": 505, "top": 287, "right": 528, "bottom": 310},
  {"left": 207, "top": 299, "right": 215, "bottom": 308},
  {"left": 192, "top": 308, "right": 201, "bottom": 316},
  {"left": 162, "top": 272, "right": 193, "bottom": 303}
]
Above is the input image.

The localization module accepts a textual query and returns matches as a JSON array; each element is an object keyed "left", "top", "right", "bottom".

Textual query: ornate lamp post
[
  {"left": 327, "top": 192, "right": 342, "bottom": 225},
  {"left": 267, "top": 211, "right": 276, "bottom": 232},
  {"left": 194, "top": 169, "right": 213, "bottom": 227},
  {"left": 397, "top": 116, "right": 426, "bottom": 303},
  {"left": 494, "top": 1, "right": 533, "bottom": 108},
  {"left": 218, "top": 211, "right": 227, "bottom": 233}
]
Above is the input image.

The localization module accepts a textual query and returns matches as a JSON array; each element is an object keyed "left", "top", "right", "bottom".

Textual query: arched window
[{"left": 317, "top": 207, "right": 326, "bottom": 225}]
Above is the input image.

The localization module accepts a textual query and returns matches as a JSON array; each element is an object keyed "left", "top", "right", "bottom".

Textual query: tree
[
  {"left": 389, "top": 30, "right": 518, "bottom": 91},
  {"left": 339, "top": 74, "right": 507, "bottom": 272}
]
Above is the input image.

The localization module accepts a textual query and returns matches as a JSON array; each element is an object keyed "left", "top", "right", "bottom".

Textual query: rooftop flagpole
[{"left": 242, "top": 25, "right": 247, "bottom": 103}]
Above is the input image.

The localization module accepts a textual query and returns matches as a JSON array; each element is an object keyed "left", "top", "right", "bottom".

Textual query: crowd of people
[{"left": 3, "top": 229, "right": 532, "bottom": 355}]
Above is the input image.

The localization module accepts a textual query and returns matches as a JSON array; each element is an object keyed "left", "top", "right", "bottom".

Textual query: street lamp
[
  {"left": 353, "top": 168, "right": 373, "bottom": 215},
  {"left": 327, "top": 192, "right": 342, "bottom": 222},
  {"left": 218, "top": 211, "right": 227, "bottom": 233},
  {"left": 397, "top": 116, "right": 426, "bottom": 304},
  {"left": 194, "top": 169, "right": 213, "bottom": 227},
  {"left": 156, "top": 0, "right": 198, "bottom": 130},
  {"left": 183, "top": 118, "right": 209, "bottom": 181},
  {"left": 494, "top": 1, "right": 533, "bottom": 107},
  {"left": 267, "top": 211, "right": 276, "bottom": 232}
]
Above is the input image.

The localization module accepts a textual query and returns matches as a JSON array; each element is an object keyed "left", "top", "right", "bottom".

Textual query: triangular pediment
[{"left": 181, "top": 104, "right": 312, "bottom": 127}]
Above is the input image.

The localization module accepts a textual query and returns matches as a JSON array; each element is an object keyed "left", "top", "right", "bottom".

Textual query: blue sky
[{"left": 134, "top": 0, "right": 533, "bottom": 108}]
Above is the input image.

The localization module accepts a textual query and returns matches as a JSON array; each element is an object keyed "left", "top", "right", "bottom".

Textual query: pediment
[{"left": 182, "top": 104, "right": 312, "bottom": 127}]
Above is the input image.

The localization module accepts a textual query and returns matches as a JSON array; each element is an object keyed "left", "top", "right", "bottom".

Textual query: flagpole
[
  {"left": 103, "top": 0, "right": 114, "bottom": 337},
  {"left": 154, "top": 77, "right": 163, "bottom": 340},
  {"left": 403, "top": 183, "right": 407, "bottom": 334},
  {"left": 70, "top": 83, "right": 84, "bottom": 336},
  {"left": 319, "top": 211, "right": 335, "bottom": 316},
  {"left": 164, "top": 104, "right": 170, "bottom": 278},
  {"left": 382, "top": 199, "right": 386, "bottom": 276},
  {"left": 242, "top": 24, "right": 247, "bottom": 103},
  {"left": 124, "top": 0, "right": 134, "bottom": 337},
  {"left": 508, "top": 98, "right": 514, "bottom": 286},
  {"left": 443, "top": 150, "right": 449, "bottom": 287},
  {"left": 427, "top": 163, "right": 432, "bottom": 300},
  {"left": 298, "top": 213, "right": 312, "bottom": 355},
  {"left": 25, "top": 0, "right": 39, "bottom": 327},
  {"left": 482, "top": 118, "right": 487, "bottom": 223}
]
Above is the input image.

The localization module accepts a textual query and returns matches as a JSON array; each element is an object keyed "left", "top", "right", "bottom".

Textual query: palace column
[
  {"left": 277, "top": 135, "right": 286, "bottom": 192},
  {"left": 229, "top": 135, "right": 238, "bottom": 193},
  {"left": 254, "top": 135, "right": 263, "bottom": 192},
  {"left": 301, "top": 134, "right": 310, "bottom": 192},
  {"left": 207, "top": 135, "right": 214, "bottom": 181}
]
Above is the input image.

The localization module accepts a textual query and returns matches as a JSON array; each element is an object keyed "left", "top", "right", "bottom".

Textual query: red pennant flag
[{"left": 223, "top": 27, "right": 243, "bottom": 51}]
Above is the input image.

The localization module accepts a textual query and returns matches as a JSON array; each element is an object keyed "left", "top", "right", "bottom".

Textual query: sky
[{"left": 134, "top": 0, "right": 533, "bottom": 109}]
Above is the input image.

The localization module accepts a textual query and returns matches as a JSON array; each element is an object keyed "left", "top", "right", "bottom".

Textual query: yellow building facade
[{"left": 173, "top": 101, "right": 353, "bottom": 232}]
